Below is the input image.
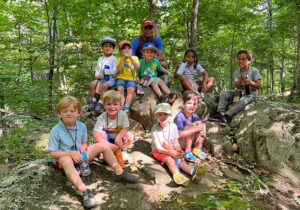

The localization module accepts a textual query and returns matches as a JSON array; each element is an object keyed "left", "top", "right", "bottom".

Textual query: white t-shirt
[
  {"left": 151, "top": 122, "right": 180, "bottom": 151},
  {"left": 95, "top": 55, "right": 117, "bottom": 78},
  {"left": 177, "top": 62, "right": 205, "bottom": 79},
  {"left": 93, "top": 110, "right": 129, "bottom": 139}
]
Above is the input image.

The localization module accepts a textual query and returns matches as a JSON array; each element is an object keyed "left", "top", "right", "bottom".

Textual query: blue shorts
[
  {"left": 95, "top": 79, "right": 115, "bottom": 87},
  {"left": 103, "top": 129, "right": 130, "bottom": 144},
  {"left": 116, "top": 79, "right": 136, "bottom": 90}
]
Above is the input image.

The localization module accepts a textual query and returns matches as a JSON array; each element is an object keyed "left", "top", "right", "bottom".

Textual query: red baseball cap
[
  {"left": 119, "top": 40, "right": 131, "bottom": 49},
  {"left": 142, "top": 19, "right": 154, "bottom": 28}
]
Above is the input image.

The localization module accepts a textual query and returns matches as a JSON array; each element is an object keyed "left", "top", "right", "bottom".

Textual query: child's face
[
  {"left": 183, "top": 96, "right": 198, "bottom": 114},
  {"left": 237, "top": 53, "right": 251, "bottom": 71},
  {"left": 142, "top": 49, "right": 155, "bottom": 61},
  {"left": 103, "top": 99, "right": 122, "bottom": 118},
  {"left": 156, "top": 112, "right": 171, "bottom": 124},
  {"left": 59, "top": 104, "right": 80, "bottom": 126},
  {"left": 185, "top": 52, "right": 195, "bottom": 65},
  {"left": 102, "top": 42, "right": 115, "bottom": 56}
]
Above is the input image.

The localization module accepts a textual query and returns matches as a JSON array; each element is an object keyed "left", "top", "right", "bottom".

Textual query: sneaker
[
  {"left": 173, "top": 172, "right": 190, "bottom": 186},
  {"left": 184, "top": 151, "right": 196, "bottom": 163},
  {"left": 82, "top": 189, "right": 97, "bottom": 208},
  {"left": 192, "top": 164, "right": 206, "bottom": 183},
  {"left": 121, "top": 106, "right": 130, "bottom": 112},
  {"left": 159, "top": 94, "right": 168, "bottom": 103},
  {"left": 193, "top": 149, "right": 207, "bottom": 160},
  {"left": 136, "top": 85, "right": 144, "bottom": 95},
  {"left": 114, "top": 171, "right": 138, "bottom": 183},
  {"left": 220, "top": 114, "right": 231, "bottom": 126},
  {"left": 87, "top": 101, "right": 97, "bottom": 111},
  {"left": 95, "top": 103, "right": 103, "bottom": 113}
]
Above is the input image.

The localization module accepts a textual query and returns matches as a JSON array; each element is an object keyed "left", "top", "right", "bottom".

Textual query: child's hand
[
  {"left": 168, "top": 149, "right": 178, "bottom": 158},
  {"left": 70, "top": 151, "right": 83, "bottom": 163},
  {"left": 244, "top": 78, "right": 252, "bottom": 85},
  {"left": 115, "top": 137, "right": 124, "bottom": 149},
  {"left": 239, "top": 74, "right": 247, "bottom": 81},
  {"left": 96, "top": 75, "right": 101, "bottom": 80},
  {"left": 176, "top": 61, "right": 181, "bottom": 68}
]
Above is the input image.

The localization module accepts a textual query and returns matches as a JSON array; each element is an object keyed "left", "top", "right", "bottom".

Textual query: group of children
[{"left": 49, "top": 42, "right": 262, "bottom": 207}]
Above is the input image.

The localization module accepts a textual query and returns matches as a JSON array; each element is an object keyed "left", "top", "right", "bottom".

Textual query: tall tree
[{"left": 190, "top": 0, "right": 199, "bottom": 48}]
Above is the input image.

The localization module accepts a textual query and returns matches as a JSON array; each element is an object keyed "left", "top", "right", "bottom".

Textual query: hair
[
  {"left": 56, "top": 96, "right": 81, "bottom": 114},
  {"left": 182, "top": 90, "right": 199, "bottom": 104},
  {"left": 237, "top": 49, "right": 253, "bottom": 61},
  {"left": 102, "top": 42, "right": 115, "bottom": 49},
  {"left": 183, "top": 48, "right": 198, "bottom": 69},
  {"left": 103, "top": 90, "right": 122, "bottom": 105}
]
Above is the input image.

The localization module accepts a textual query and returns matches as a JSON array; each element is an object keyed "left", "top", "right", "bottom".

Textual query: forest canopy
[{"left": 1, "top": 0, "right": 300, "bottom": 117}]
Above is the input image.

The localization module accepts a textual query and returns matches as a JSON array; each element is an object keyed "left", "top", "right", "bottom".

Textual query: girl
[
  {"left": 151, "top": 103, "right": 206, "bottom": 186},
  {"left": 175, "top": 49, "right": 215, "bottom": 95}
]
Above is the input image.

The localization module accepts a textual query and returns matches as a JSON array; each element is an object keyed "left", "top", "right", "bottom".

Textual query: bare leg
[
  {"left": 100, "top": 83, "right": 110, "bottom": 100},
  {"left": 180, "top": 160, "right": 194, "bottom": 175},
  {"left": 117, "top": 86, "right": 125, "bottom": 106},
  {"left": 125, "top": 87, "right": 135, "bottom": 105},
  {"left": 158, "top": 80, "right": 170, "bottom": 95},
  {"left": 165, "top": 156, "right": 180, "bottom": 174},
  {"left": 95, "top": 82, "right": 102, "bottom": 94},
  {"left": 59, "top": 156, "right": 86, "bottom": 192},
  {"left": 122, "top": 131, "right": 134, "bottom": 149},
  {"left": 180, "top": 75, "right": 193, "bottom": 90},
  {"left": 150, "top": 80, "right": 162, "bottom": 97},
  {"left": 90, "top": 81, "right": 98, "bottom": 98}
]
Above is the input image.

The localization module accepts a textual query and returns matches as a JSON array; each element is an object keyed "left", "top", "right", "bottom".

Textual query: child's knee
[
  {"left": 59, "top": 156, "right": 73, "bottom": 166},
  {"left": 102, "top": 83, "right": 110, "bottom": 90},
  {"left": 124, "top": 131, "right": 134, "bottom": 143}
]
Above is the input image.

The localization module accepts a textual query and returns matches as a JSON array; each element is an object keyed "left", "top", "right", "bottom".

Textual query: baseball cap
[
  {"left": 101, "top": 37, "right": 116, "bottom": 47},
  {"left": 142, "top": 19, "right": 154, "bottom": 28},
  {"left": 119, "top": 40, "right": 131, "bottom": 49},
  {"left": 143, "top": 43, "right": 157, "bottom": 51},
  {"left": 155, "top": 103, "right": 172, "bottom": 114}
]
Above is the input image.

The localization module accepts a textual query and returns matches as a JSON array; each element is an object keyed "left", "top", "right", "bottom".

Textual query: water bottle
[
  {"left": 163, "top": 74, "right": 170, "bottom": 87},
  {"left": 80, "top": 152, "right": 91, "bottom": 176},
  {"left": 174, "top": 158, "right": 181, "bottom": 170},
  {"left": 177, "top": 62, "right": 187, "bottom": 76},
  {"left": 114, "top": 149, "right": 125, "bottom": 167},
  {"left": 104, "top": 65, "right": 110, "bottom": 81}
]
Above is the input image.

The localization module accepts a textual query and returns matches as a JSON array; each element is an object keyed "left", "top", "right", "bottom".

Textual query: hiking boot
[
  {"left": 87, "top": 101, "right": 97, "bottom": 111},
  {"left": 192, "top": 164, "right": 206, "bottom": 183},
  {"left": 82, "top": 189, "right": 97, "bottom": 208},
  {"left": 208, "top": 112, "right": 223, "bottom": 122},
  {"left": 95, "top": 103, "right": 103, "bottom": 113},
  {"left": 173, "top": 172, "right": 190, "bottom": 186},
  {"left": 220, "top": 114, "right": 231, "bottom": 126},
  {"left": 114, "top": 171, "right": 138, "bottom": 183}
]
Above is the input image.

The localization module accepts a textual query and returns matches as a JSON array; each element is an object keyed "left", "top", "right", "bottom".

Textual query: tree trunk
[
  {"left": 280, "top": 57, "right": 286, "bottom": 92},
  {"left": 147, "top": 0, "right": 159, "bottom": 36},
  {"left": 29, "top": 37, "right": 34, "bottom": 81},
  {"left": 63, "top": 7, "right": 75, "bottom": 39},
  {"left": 190, "top": 0, "right": 199, "bottom": 49},
  {"left": 290, "top": 0, "right": 300, "bottom": 100},
  {"left": 267, "top": 0, "right": 274, "bottom": 93}
]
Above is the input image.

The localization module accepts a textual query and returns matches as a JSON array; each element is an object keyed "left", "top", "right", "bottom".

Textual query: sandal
[
  {"left": 173, "top": 172, "right": 190, "bottom": 186},
  {"left": 184, "top": 151, "right": 196, "bottom": 163},
  {"left": 192, "top": 164, "right": 206, "bottom": 183}
]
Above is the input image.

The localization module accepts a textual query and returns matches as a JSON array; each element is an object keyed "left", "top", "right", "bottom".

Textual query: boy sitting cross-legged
[
  {"left": 93, "top": 90, "right": 135, "bottom": 164},
  {"left": 151, "top": 103, "right": 206, "bottom": 186},
  {"left": 137, "top": 43, "right": 177, "bottom": 105},
  {"left": 48, "top": 96, "right": 137, "bottom": 209},
  {"left": 174, "top": 91, "right": 207, "bottom": 163}
]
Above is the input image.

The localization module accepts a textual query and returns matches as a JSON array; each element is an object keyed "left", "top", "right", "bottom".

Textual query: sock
[
  {"left": 98, "top": 100, "right": 103, "bottom": 104},
  {"left": 92, "top": 98, "right": 96, "bottom": 102}
]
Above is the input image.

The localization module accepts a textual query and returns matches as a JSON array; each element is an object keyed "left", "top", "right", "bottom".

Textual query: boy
[
  {"left": 151, "top": 103, "right": 206, "bottom": 186},
  {"left": 48, "top": 96, "right": 138, "bottom": 208},
  {"left": 93, "top": 90, "right": 134, "bottom": 163},
  {"left": 174, "top": 91, "right": 206, "bottom": 163},
  {"left": 209, "top": 50, "right": 262, "bottom": 126},
  {"left": 137, "top": 43, "right": 177, "bottom": 105},
  {"left": 116, "top": 41, "right": 140, "bottom": 112},
  {"left": 88, "top": 37, "right": 117, "bottom": 113}
]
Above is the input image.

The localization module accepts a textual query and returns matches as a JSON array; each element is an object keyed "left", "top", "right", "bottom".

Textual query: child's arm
[
  {"left": 234, "top": 75, "right": 261, "bottom": 89},
  {"left": 201, "top": 71, "right": 209, "bottom": 92},
  {"left": 80, "top": 142, "right": 88, "bottom": 154},
  {"left": 93, "top": 131, "right": 118, "bottom": 150},
  {"left": 178, "top": 124, "right": 202, "bottom": 138},
  {"left": 161, "top": 66, "right": 172, "bottom": 77},
  {"left": 50, "top": 150, "right": 82, "bottom": 163},
  {"left": 173, "top": 139, "right": 184, "bottom": 155},
  {"left": 117, "top": 56, "right": 126, "bottom": 72},
  {"left": 128, "top": 56, "right": 140, "bottom": 70},
  {"left": 114, "top": 128, "right": 127, "bottom": 148}
]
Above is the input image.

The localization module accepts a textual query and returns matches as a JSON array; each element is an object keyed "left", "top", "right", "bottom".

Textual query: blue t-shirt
[
  {"left": 131, "top": 36, "right": 164, "bottom": 59},
  {"left": 174, "top": 111, "right": 200, "bottom": 131},
  {"left": 48, "top": 120, "right": 87, "bottom": 152}
]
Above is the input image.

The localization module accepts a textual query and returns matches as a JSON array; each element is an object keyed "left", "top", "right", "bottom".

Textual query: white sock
[
  {"left": 92, "top": 98, "right": 96, "bottom": 102},
  {"left": 98, "top": 100, "right": 103, "bottom": 104}
]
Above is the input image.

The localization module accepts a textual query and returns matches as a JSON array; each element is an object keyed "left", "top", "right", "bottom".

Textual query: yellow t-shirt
[{"left": 116, "top": 56, "right": 139, "bottom": 81}]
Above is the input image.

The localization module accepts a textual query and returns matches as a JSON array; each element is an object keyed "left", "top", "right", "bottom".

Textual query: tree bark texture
[{"left": 190, "top": 0, "right": 199, "bottom": 49}]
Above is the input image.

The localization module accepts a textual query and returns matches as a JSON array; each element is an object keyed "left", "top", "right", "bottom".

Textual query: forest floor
[{"left": 0, "top": 131, "right": 300, "bottom": 209}]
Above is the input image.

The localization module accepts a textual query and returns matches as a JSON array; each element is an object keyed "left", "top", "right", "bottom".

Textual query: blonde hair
[
  {"left": 103, "top": 90, "right": 122, "bottom": 105},
  {"left": 56, "top": 96, "right": 81, "bottom": 114}
]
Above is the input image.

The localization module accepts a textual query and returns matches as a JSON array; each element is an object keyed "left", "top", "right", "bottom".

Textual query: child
[
  {"left": 137, "top": 43, "right": 177, "bottom": 105},
  {"left": 116, "top": 40, "right": 140, "bottom": 112},
  {"left": 48, "top": 96, "right": 137, "bottom": 208},
  {"left": 93, "top": 90, "right": 134, "bottom": 163},
  {"left": 175, "top": 49, "right": 215, "bottom": 96},
  {"left": 88, "top": 37, "right": 117, "bottom": 113},
  {"left": 151, "top": 103, "right": 206, "bottom": 186},
  {"left": 174, "top": 91, "right": 207, "bottom": 162},
  {"left": 209, "top": 49, "right": 262, "bottom": 126}
]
